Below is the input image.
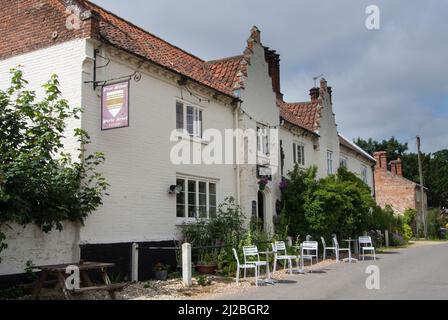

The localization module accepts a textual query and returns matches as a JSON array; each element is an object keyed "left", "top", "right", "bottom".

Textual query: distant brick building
[{"left": 374, "top": 151, "right": 427, "bottom": 215}]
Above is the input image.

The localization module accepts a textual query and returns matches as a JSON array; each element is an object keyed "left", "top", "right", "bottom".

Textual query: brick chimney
[
  {"left": 374, "top": 151, "right": 388, "bottom": 170},
  {"left": 396, "top": 158, "right": 403, "bottom": 176},
  {"left": 310, "top": 87, "right": 320, "bottom": 101},
  {"left": 390, "top": 161, "right": 397, "bottom": 175}
]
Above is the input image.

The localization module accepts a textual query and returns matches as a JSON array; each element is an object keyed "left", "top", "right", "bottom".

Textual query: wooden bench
[{"left": 71, "top": 283, "right": 128, "bottom": 300}]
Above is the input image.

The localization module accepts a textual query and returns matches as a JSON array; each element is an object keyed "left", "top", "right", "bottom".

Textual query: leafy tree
[
  {"left": 282, "top": 165, "right": 378, "bottom": 240},
  {"left": 0, "top": 69, "right": 108, "bottom": 259},
  {"left": 354, "top": 136, "right": 408, "bottom": 163}
]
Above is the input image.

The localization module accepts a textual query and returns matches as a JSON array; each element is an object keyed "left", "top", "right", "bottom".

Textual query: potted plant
[
  {"left": 153, "top": 262, "right": 169, "bottom": 281},
  {"left": 258, "top": 177, "right": 269, "bottom": 191},
  {"left": 196, "top": 252, "right": 218, "bottom": 275}
]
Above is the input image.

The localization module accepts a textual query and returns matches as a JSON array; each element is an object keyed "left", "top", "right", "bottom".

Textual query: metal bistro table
[
  {"left": 343, "top": 239, "right": 359, "bottom": 263},
  {"left": 258, "top": 250, "right": 277, "bottom": 285}
]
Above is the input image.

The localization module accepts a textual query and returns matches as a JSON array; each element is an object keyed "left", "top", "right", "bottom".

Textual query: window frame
[
  {"left": 327, "top": 150, "right": 334, "bottom": 175},
  {"left": 361, "top": 165, "right": 368, "bottom": 183},
  {"left": 176, "top": 100, "right": 203, "bottom": 138},
  {"left": 257, "top": 126, "right": 270, "bottom": 156},
  {"left": 293, "top": 142, "right": 305, "bottom": 166},
  {"left": 176, "top": 176, "right": 218, "bottom": 221}
]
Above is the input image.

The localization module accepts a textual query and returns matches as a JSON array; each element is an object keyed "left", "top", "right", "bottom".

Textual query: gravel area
[{"left": 20, "top": 259, "right": 338, "bottom": 300}]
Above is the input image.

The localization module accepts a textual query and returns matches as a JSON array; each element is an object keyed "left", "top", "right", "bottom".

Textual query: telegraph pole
[{"left": 416, "top": 136, "right": 427, "bottom": 239}]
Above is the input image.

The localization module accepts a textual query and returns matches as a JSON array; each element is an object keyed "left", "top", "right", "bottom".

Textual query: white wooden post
[
  {"left": 385, "top": 230, "right": 390, "bottom": 247},
  {"left": 131, "top": 243, "right": 139, "bottom": 282},
  {"left": 182, "top": 243, "right": 192, "bottom": 287}
]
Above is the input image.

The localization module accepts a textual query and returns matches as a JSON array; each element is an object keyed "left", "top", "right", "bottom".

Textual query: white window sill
[
  {"left": 176, "top": 217, "right": 209, "bottom": 226},
  {"left": 173, "top": 131, "right": 210, "bottom": 145}
]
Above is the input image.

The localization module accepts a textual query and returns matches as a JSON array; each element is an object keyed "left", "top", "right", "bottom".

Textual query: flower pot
[
  {"left": 154, "top": 270, "right": 168, "bottom": 281},
  {"left": 195, "top": 263, "right": 218, "bottom": 275}
]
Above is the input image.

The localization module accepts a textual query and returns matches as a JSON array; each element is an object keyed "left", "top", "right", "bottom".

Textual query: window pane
[
  {"left": 198, "top": 110, "right": 203, "bottom": 138},
  {"left": 209, "top": 183, "right": 216, "bottom": 195},
  {"left": 176, "top": 102, "right": 184, "bottom": 130},
  {"left": 209, "top": 183, "right": 217, "bottom": 219},
  {"left": 301, "top": 146, "right": 305, "bottom": 165},
  {"left": 293, "top": 144, "right": 296, "bottom": 163},
  {"left": 176, "top": 179, "right": 185, "bottom": 217},
  {"left": 186, "top": 106, "right": 194, "bottom": 135},
  {"left": 188, "top": 180, "right": 196, "bottom": 218},
  {"left": 199, "top": 181, "right": 206, "bottom": 194}
]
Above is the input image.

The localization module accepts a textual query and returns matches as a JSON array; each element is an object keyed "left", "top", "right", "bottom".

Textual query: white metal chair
[
  {"left": 243, "top": 246, "right": 270, "bottom": 284},
  {"left": 271, "top": 241, "right": 298, "bottom": 274},
  {"left": 358, "top": 236, "right": 376, "bottom": 261},
  {"left": 232, "top": 248, "right": 258, "bottom": 286},
  {"left": 321, "top": 237, "right": 337, "bottom": 261},
  {"left": 300, "top": 241, "right": 318, "bottom": 269},
  {"left": 332, "top": 236, "right": 351, "bottom": 263}
]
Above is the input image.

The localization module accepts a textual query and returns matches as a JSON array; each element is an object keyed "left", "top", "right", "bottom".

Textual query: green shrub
[
  {"left": 282, "top": 166, "right": 377, "bottom": 240},
  {"left": 402, "top": 224, "right": 413, "bottom": 242}
]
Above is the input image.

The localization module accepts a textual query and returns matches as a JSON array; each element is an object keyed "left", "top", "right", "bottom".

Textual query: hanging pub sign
[
  {"left": 257, "top": 165, "right": 273, "bottom": 180},
  {"left": 101, "top": 81, "right": 130, "bottom": 130}
]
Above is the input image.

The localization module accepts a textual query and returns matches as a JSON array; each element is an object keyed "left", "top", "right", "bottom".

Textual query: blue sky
[{"left": 91, "top": 0, "right": 447, "bottom": 153}]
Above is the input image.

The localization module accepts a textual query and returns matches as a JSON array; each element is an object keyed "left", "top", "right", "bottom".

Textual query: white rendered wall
[
  {"left": 0, "top": 39, "right": 86, "bottom": 275},
  {"left": 79, "top": 42, "right": 237, "bottom": 244}
]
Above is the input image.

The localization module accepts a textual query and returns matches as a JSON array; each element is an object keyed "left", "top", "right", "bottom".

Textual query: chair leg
[
  {"left": 373, "top": 250, "right": 376, "bottom": 261},
  {"left": 244, "top": 268, "right": 247, "bottom": 279},
  {"left": 288, "top": 259, "right": 292, "bottom": 274},
  {"left": 323, "top": 250, "right": 326, "bottom": 261},
  {"left": 273, "top": 258, "right": 277, "bottom": 274},
  {"left": 255, "top": 267, "right": 258, "bottom": 287},
  {"left": 236, "top": 267, "right": 240, "bottom": 285}
]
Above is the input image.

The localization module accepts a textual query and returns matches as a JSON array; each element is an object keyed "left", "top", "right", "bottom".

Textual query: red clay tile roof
[
  {"left": 80, "top": 0, "right": 238, "bottom": 97},
  {"left": 277, "top": 100, "right": 321, "bottom": 133},
  {"left": 206, "top": 55, "right": 246, "bottom": 91}
]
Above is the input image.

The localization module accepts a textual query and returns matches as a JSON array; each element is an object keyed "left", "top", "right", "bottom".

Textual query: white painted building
[{"left": 0, "top": 0, "right": 375, "bottom": 282}]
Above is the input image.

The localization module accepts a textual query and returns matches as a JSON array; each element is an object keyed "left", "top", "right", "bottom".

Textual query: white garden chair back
[
  {"left": 358, "top": 236, "right": 376, "bottom": 261},
  {"left": 300, "top": 241, "right": 318, "bottom": 269},
  {"left": 271, "top": 241, "right": 298, "bottom": 274},
  {"left": 243, "top": 246, "right": 260, "bottom": 264},
  {"left": 233, "top": 248, "right": 258, "bottom": 287},
  {"left": 242, "top": 246, "right": 270, "bottom": 282},
  {"left": 332, "top": 236, "right": 351, "bottom": 262},
  {"left": 321, "top": 237, "right": 337, "bottom": 261}
]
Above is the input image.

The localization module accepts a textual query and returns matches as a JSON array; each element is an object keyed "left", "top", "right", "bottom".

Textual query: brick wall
[
  {"left": 0, "top": 0, "right": 96, "bottom": 61},
  {"left": 374, "top": 152, "right": 419, "bottom": 214}
]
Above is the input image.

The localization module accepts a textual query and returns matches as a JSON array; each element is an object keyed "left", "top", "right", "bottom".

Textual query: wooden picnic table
[{"left": 32, "top": 261, "right": 127, "bottom": 300}]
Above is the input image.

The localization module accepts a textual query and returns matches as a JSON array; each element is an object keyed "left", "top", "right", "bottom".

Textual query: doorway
[{"left": 257, "top": 191, "right": 265, "bottom": 224}]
